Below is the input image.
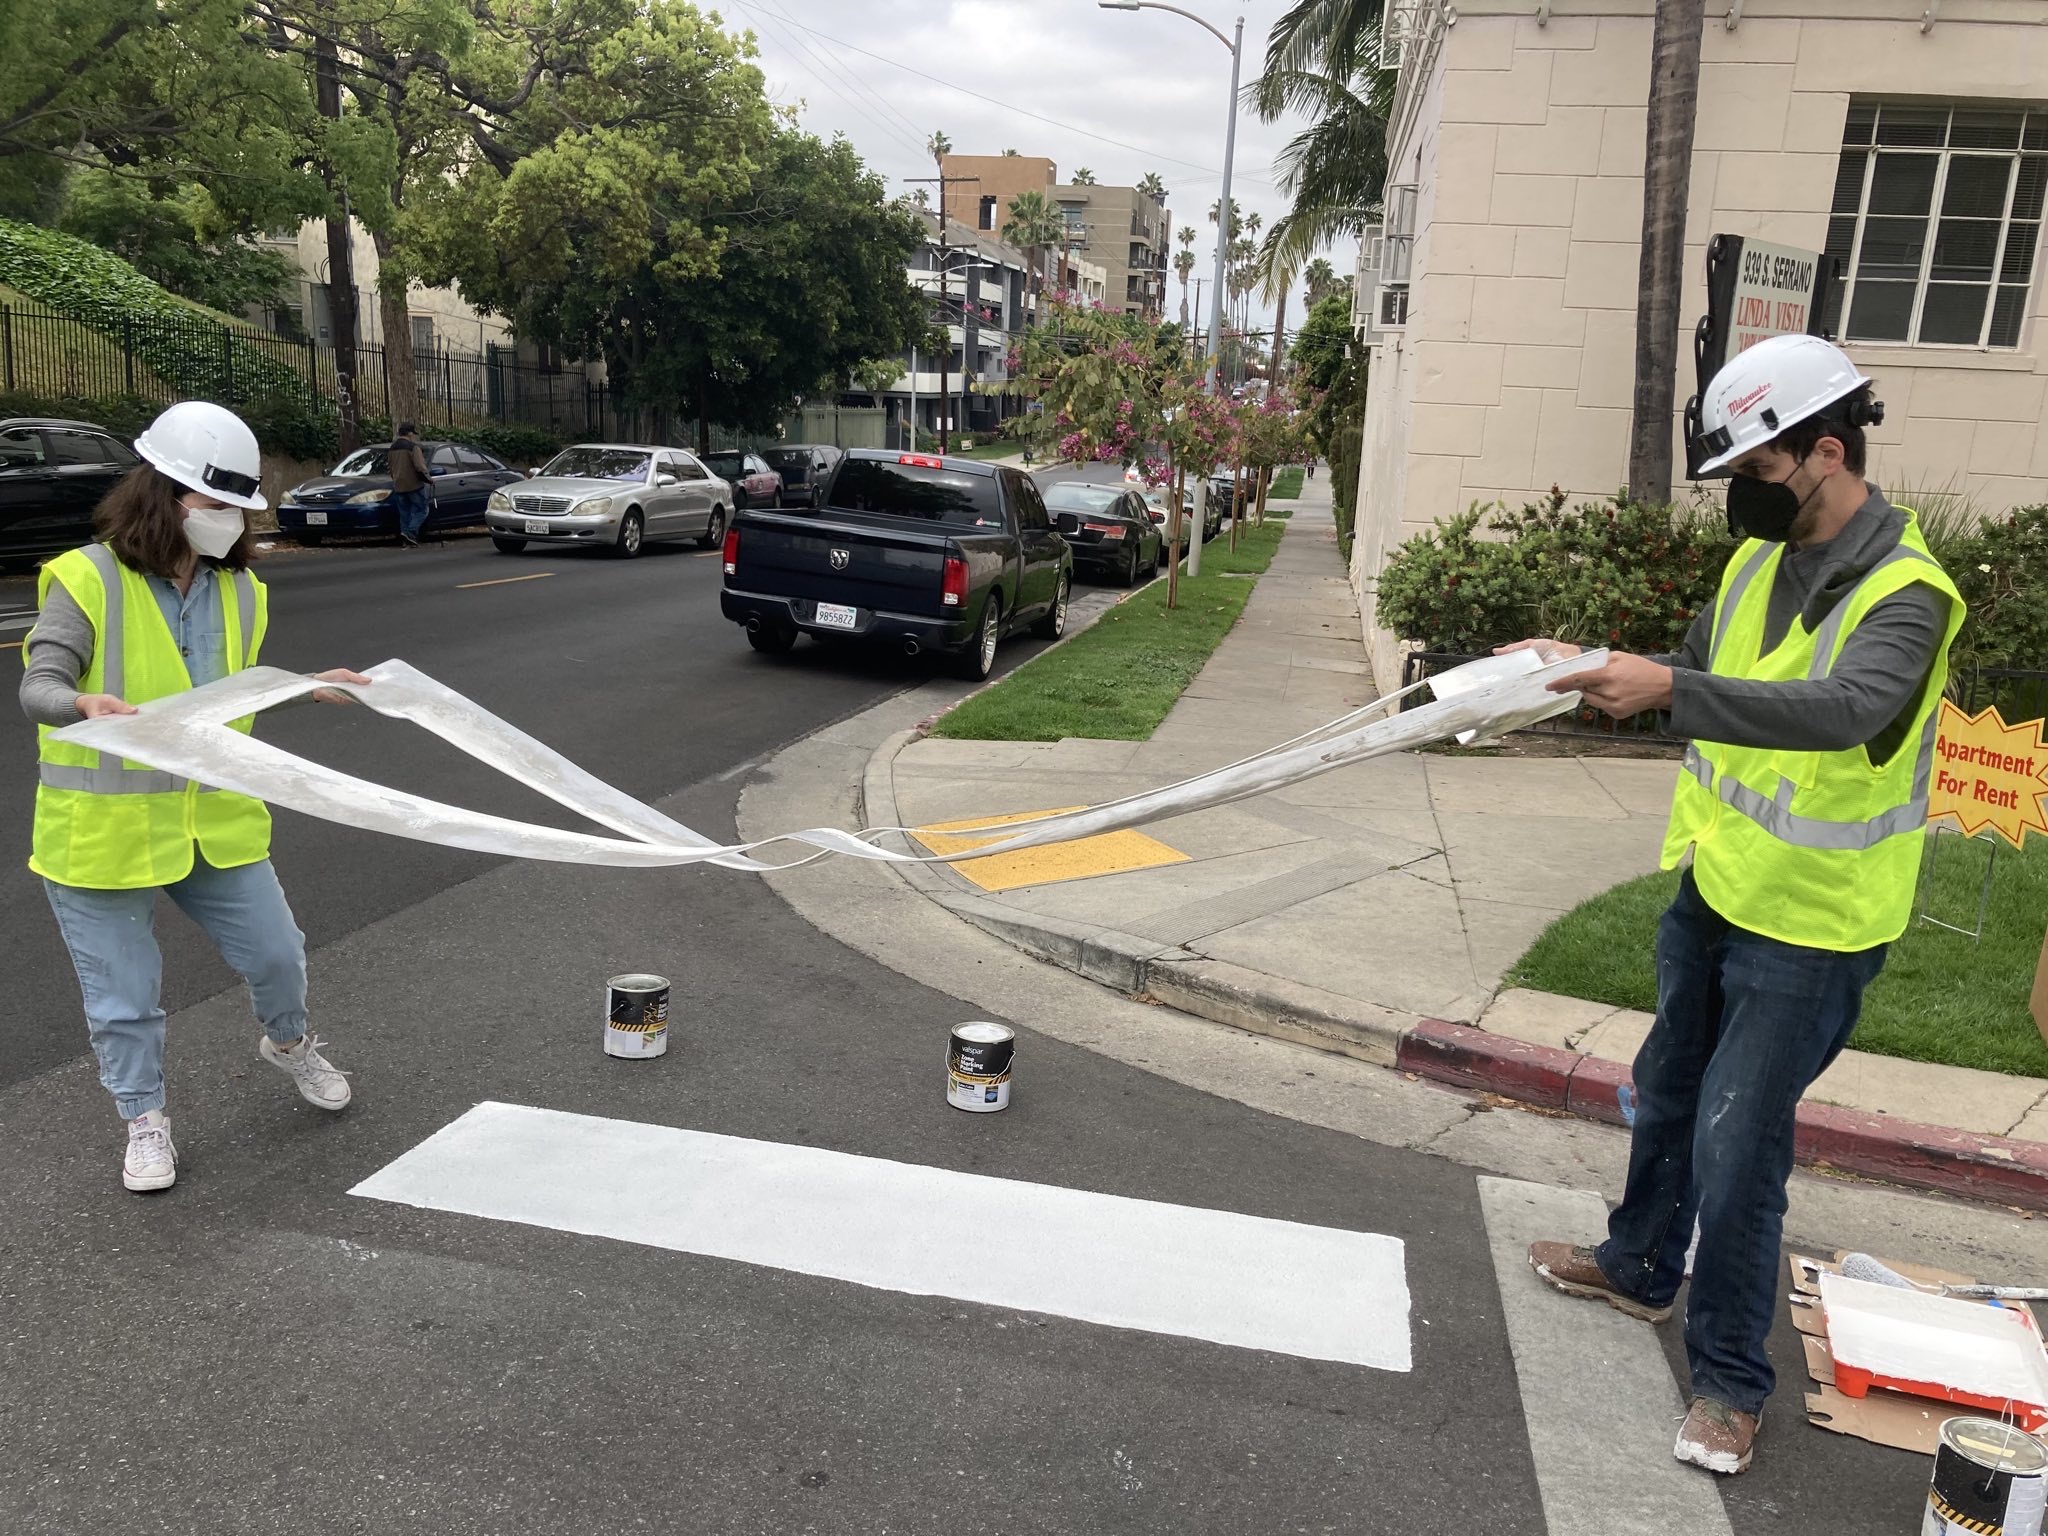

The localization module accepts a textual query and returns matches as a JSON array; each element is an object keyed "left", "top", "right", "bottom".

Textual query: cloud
[{"left": 714, "top": 0, "right": 1326, "bottom": 331}]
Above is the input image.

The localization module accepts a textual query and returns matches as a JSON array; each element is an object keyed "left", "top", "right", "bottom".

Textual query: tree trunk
[
  {"left": 1165, "top": 460, "right": 1182, "bottom": 610},
  {"left": 1627, "top": 0, "right": 1707, "bottom": 507},
  {"left": 1254, "top": 468, "right": 1268, "bottom": 527},
  {"left": 374, "top": 231, "right": 419, "bottom": 432},
  {"left": 314, "top": 23, "right": 361, "bottom": 453},
  {"left": 1270, "top": 286, "right": 1289, "bottom": 380}
]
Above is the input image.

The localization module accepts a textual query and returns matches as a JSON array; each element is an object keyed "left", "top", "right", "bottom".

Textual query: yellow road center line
[{"left": 456, "top": 572, "right": 557, "bottom": 590}]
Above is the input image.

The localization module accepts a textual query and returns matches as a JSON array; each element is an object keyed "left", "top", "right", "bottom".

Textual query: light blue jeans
[{"left": 45, "top": 857, "right": 310, "bottom": 1119}]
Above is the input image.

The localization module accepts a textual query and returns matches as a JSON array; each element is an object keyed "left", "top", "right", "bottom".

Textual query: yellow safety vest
[
  {"left": 1660, "top": 512, "right": 1964, "bottom": 952},
  {"left": 29, "top": 543, "right": 272, "bottom": 890}
]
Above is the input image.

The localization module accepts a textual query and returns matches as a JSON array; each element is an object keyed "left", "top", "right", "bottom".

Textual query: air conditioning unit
[{"left": 1377, "top": 286, "right": 1410, "bottom": 329}]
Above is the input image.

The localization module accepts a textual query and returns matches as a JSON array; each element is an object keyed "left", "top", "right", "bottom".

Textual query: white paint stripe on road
[
  {"left": 1477, "top": 1177, "right": 1733, "bottom": 1536},
  {"left": 352, "top": 1102, "right": 1412, "bottom": 1370}
]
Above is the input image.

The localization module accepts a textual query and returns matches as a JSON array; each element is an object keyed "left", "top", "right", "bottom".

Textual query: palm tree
[
  {"left": 1071, "top": 167, "right": 1097, "bottom": 185},
  {"left": 1629, "top": 0, "right": 1707, "bottom": 505},
  {"left": 926, "top": 130, "right": 950, "bottom": 168},
  {"left": 910, "top": 186, "right": 931, "bottom": 210},
  {"left": 1003, "top": 190, "right": 1067, "bottom": 321},
  {"left": 1175, "top": 247, "right": 1197, "bottom": 328},
  {"left": 1138, "top": 172, "right": 1167, "bottom": 201},
  {"left": 1001, "top": 147, "right": 1020, "bottom": 157},
  {"left": 1302, "top": 257, "right": 1337, "bottom": 304},
  {"left": 1247, "top": 5, "right": 1393, "bottom": 297}
]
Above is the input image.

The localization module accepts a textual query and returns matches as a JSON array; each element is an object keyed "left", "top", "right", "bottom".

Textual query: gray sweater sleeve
[
  {"left": 18, "top": 583, "right": 93, "bottom": 728},
  {"left": 1664, "top": 585, "right": 1949, "bottom": 756}
]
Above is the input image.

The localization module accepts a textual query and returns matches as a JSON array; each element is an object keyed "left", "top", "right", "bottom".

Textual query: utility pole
[{"left": 906, "top": 174, "right": 979, "bottom": 455}]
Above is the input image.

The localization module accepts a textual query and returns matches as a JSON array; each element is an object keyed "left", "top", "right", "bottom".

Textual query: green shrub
[
  {"left": 1947, "top": 504, "right": 2048, "bottom": 676},
  {"left": 1377, "top": 491, "right": 1735, "bottom": 656}
]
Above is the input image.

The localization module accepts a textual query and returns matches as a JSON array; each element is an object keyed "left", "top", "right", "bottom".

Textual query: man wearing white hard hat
[
  {"left": 18, "top": 401, "right": 373, "bottom": 1194},
  {"left": 1506, "top": 334, "right": 1963, "bottom": 1475}
]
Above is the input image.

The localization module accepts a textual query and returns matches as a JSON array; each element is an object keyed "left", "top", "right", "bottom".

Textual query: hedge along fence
[{"left": 1377, "top": 488, "right": 2048, "bottom": 687}]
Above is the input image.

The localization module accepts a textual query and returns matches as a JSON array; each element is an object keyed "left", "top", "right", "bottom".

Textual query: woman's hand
[
  {"left": 311, "top": 668, "right": 372, "bottom": 706},
  {"left": 75, "top": 693, "right": 137, "bottom": 718}
]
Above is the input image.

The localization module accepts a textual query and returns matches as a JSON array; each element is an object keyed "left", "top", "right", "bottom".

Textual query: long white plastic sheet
[{"left": 51, "top": 649, "right": 1610, "bottom": 871}]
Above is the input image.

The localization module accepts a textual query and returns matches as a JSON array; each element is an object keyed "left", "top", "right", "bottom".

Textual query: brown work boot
[
  {"left": 1674, "top": 1397, "right": 1759, "bottom": 1475},
  {"left": 1527, "top": 1241, "right": 1674, "bottom": 1323}
]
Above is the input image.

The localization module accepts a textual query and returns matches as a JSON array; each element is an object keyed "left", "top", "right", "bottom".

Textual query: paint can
[
  {"left": 1924, "top": 1417, "right": 2048, "bottom": 1536},
  {"left": 604, "top": 974, "right": 671, "bottom": 1060},
  {"left": 946, "top": 1022, "right": 1014, "bottom": 1112}
]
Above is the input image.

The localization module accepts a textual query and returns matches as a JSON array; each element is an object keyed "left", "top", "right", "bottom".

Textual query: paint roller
[{"left": 1840, "top": 1251, "right": 2048, "bottom": 1303}]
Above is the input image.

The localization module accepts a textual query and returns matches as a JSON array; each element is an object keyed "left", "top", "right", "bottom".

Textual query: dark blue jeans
[
  {"left": 1594, "top": 869, "right": 1887, "bottom": 1415},
  {"left": 394, "top": 487, "right": 430, "bottom": 539}
]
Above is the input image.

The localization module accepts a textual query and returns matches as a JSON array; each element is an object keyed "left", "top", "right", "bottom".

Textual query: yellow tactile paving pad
[{"left": 910, "top": 807, "right": 1189, "bottom": 894}]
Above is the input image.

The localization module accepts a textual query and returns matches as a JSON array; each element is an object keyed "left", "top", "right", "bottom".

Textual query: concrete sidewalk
[{"left": 863, "top": 475, "right": 2048, "bottom": 1207}]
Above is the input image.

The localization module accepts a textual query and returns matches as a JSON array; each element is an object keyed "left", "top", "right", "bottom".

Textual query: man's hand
[
  {"left": 1493, "top": 638, "right": 1583, "bottom": 663},
  {"left": 311, "top": 668, "right": 372, "bottom": 706},
  {"left": 1549, "top": 652, "right": 1674, "bottom": 717},
  {"left": 75, "top": 693, "right": 137, "bottom": 718}
]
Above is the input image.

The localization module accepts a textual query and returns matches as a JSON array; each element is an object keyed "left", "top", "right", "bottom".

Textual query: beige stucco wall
[
  {"left": 274, "top": 218, "right": 516, "bottom": 354},
  {"left": 1353, "top": 0, "right": 2048, "bottom": 686}
]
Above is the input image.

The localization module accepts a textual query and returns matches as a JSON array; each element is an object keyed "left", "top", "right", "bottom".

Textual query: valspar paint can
[
  {"left": 604, "top": 974, "right": 671, "bottom": 1060},
  {"left": 1924, "top": 1417, "right": 2048, "bottom": 1536},
  {"left": 946, "top": 1022, "right": 1014, "bottom": 1112}
]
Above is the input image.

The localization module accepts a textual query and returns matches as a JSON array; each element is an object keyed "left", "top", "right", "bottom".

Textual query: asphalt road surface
[{"left": 0, "top": 491, "right": 1983, "bottom": 1533}]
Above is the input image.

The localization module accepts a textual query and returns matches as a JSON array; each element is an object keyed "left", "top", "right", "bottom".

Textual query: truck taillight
[
  {"left": 899, "top": 453, "right": 945, "bottom": 468},
  {"left": 722, "top": 526, "right": 740, "bottom": 575},
  {"left": 941, "top": 555, "right": 969, "bottom": 608}
]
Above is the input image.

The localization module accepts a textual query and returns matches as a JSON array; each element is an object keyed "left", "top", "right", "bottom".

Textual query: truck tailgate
[{"left": 733, "top": 512, "right": 950, "bottom": 616}]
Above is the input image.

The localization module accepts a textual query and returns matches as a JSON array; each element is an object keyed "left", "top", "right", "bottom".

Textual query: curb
[{"left": 1396, "top": 1020, "right": 2048, "bottom": 1213}]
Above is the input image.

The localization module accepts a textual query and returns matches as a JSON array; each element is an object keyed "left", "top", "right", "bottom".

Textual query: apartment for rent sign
[{"left": 1929, "top": 699, "right": 2048, "bottom": 849}]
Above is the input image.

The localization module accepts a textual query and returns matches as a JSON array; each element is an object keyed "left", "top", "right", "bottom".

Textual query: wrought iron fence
[{"left": 1955, "top": 668, "right": 2048, "bottom": 724}]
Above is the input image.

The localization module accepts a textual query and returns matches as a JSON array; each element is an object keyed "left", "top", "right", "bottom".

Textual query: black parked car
[
  {"left": 760, "top": 444, "right": 843, "bottom": 509},
  {"left": 1042, "top": 481, "right": 1165, "bottom": 586},
  {"left": 276, "top": 441, "right": 523, "bottom": 544},
  {"left": 0, "top": 417, "right": 138, "bottom": 564}
]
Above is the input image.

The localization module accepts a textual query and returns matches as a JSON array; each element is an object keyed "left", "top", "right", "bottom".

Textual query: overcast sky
[{"left": 712, "top": 0, "right": 1319, "bottom": 335}]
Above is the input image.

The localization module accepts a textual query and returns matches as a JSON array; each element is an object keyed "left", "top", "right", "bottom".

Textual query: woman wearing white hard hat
[
  {"left": 1506, "top": 334, "right": 1964, "bottom": 1478},
  {"left": 17, "top": 400, "right": 371, "bottom": 1194}
]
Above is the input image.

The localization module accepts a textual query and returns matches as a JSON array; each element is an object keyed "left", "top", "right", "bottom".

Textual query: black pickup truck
[{"left": 719, "top": 450, "right": 1074, "bottom": 679}]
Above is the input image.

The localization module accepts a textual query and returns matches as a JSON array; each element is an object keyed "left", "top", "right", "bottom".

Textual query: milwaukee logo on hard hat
[{"left": 1728, "top": 384, "right": 1772, "bottom": 419}]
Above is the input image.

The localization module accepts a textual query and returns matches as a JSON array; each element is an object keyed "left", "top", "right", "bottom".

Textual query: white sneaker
[
  {"left": 124, "top": 1110, "right": 177, "bottom": 1192},
  {"left": 260, "top": 1033, "right": 353, "bottom": 1111}
]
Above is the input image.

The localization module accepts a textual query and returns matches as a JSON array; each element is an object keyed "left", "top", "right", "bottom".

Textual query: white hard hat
[
  {"left": 1694, "top": 334, "right": 1879, "bottom": 475},
  {"left": 134, "top": 401, "right": 267, "bottom": 511}
]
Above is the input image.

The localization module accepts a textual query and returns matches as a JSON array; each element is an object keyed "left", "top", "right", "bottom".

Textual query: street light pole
[{"left": 1101, "top": 0, "right": 1240, "bottom": 578}]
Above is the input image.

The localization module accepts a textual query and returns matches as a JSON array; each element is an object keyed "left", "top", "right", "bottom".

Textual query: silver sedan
[{"left": 486, "top": 443, "right": 734, "bottom": 558}]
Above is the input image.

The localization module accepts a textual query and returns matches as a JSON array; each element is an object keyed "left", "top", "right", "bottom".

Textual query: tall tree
[
  {"left": 1002, "top": 189, "right": 1065, "bottom": 321},
  {"left": 1137, "top": 171, "right": 1166, "bottom": 201},
  {"left": 1628, "top": 0, "right": 1706, "bottom": 506},
  {"left": 925, "top": 129, "right": 950, "bottom": 167},
  {"left": 1071, "top": 167, "right": 1096, "bottom": 186},
  {"left": 1302, "top": 256, "right": 1336, "bottom": 304},
  {"left": 1175, "top": 246, "right": 1196, "bottom": 328}
]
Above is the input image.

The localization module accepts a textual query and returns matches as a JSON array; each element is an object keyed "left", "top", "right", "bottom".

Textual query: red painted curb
[{"left": 1399, "top": 1021, "right": 2048, "bottom": 1212}]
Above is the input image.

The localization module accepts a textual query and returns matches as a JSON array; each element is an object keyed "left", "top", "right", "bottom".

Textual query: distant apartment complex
[{"left": 938, "top": 153, "right": 1171, "bottom": 317}]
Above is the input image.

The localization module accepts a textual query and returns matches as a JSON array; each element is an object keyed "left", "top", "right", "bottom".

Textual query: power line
[
  {"left": 749, "top": 0, "right": 933, "bottom": 152},
  {"left": 726, "top": 2, "right": 932, "bottom": 161},
  {"left": 737, "top": 9, "right": 1278, "bottom": 191}
]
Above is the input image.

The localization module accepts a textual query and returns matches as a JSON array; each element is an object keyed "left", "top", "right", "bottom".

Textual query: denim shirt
[{"left": 147, "top": 566, "right": 230, "bottom": 687}]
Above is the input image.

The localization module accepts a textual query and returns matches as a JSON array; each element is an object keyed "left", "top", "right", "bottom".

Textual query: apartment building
[
  {"left": 1350, "top": 0, "right": 2048, "bottom": 687},
  {"left": 1053, "top": 181, "right": 1172, "bottom": 316},
  {"left": 941, "top": 154, "right": 1061, "bottom": 236}
]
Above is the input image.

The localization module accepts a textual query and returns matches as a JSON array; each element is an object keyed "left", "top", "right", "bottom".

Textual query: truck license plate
[
  {"left": 523, "top": 520, "right": 549, "bottom": 535},
  {"left": 305, "top": 512, "right": 328, "bottom": 525},
  {"left": 813, "top": 602, "right": 858, "bottom": 631}
]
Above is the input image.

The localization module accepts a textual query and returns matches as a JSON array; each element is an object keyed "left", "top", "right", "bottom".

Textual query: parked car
[
  {"left": 760, "top": 444, "right": 843, "bottom": 509},
  {"left": 276, "top": 440, "right": 523, "bottom": 545},
  {"left": 1042, "top": 481, "right": 1165, "bottom": 586},
  {"left": 1142, "top": 486, "right": 1201, "bottom": 542},
  {"left": 485, "top": 443, "right": 731, "bottom": 558},
  {"left": 701, "top": 450, "right": 783, "bottom": 512},
  {"left": 720, "top": 449, "right": 1072, "bottom": 680},
  {"left": 1205, "top": 472, "right": 1243, "bottom": 536},
  {"left": 0, "top": 417, "right": 137, "bottom": 564}
]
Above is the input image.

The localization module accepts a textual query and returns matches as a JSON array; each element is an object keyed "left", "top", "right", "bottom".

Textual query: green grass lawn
[
  {"left": 1507, "top": 836, "right": 2048, "bottom": 1077},
  {"left": 1268, "top": 466, "right": 1305, "bottom": 499},
  {"left": 942, "top": 440, "right": 1025, "bottom": 462},
  {"left": 933, "top": 520, "right": 1287, "bottom": 742}
]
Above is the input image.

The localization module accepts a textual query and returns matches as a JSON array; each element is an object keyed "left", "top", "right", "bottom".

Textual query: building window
[
  {"left": 979, "top": 195, "right": 997, "bottom": 231},
  {"left": 410, "top": 315, "right": 435, "bottom": 370},
  {"left": 1823, "top": 102, "right": 2046, "bottom": 349}
]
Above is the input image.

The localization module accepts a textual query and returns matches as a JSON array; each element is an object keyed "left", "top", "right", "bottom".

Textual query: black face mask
[{"left": 1725, "top": 459, "right": 1820, "bottom": 542}]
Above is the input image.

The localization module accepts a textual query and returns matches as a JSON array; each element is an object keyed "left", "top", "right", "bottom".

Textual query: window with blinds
[{"left": 1819, "top": 102, "right": 2045, "bottom": 349}]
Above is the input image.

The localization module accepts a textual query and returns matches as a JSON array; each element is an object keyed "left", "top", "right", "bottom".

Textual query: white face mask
[{"left": 182, "top": 503, "right": 246, "bottom": 561}]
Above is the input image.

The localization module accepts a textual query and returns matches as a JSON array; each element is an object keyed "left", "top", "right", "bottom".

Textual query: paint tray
[{"left": 1820, "top": 1270, "right": 2048, "bottom": 1432}]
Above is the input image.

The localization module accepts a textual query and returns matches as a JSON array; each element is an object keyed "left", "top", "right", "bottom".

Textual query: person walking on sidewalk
[
  {"left": 389, "top": 422, "right": 432, "bottom": 546},
  {"left": 1506, "top": 335, "right": 1962, "bottom": 1477},
  {"left": 19, "top": 401, "right": 371, "bottom": 1194}
]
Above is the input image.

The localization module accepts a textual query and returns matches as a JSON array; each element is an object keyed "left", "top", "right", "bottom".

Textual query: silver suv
[{"left": 486, "top": 443, "right": 733, "bottom": 558}]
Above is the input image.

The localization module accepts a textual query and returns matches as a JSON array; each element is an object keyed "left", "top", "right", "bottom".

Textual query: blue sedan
[{"left": 276, "top": 441, "right": 523, "bottom": 544}]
